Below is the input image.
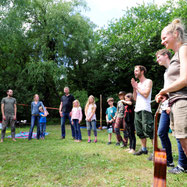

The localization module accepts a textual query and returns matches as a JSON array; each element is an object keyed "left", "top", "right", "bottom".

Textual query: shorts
[
  {"left": 170, "top": 99, "right": 187, "bottom": 139},
  {"left": 134, "top": 110, "right": 154, "bottom": 139},
  {"left": 107, "top": 122, "right": 114, "bottom": 133}
]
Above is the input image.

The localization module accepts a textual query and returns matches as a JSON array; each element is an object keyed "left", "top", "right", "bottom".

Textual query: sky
[{"left": 84, "top": 0, "right": 168, "bottom": 28}]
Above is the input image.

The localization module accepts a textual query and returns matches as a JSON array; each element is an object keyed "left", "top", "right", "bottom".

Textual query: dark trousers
[
  {"left": 61, "top": 112, "right": 75, "bottom": 138},
  {"left": 177, "top": 139, "right": 187, "bottom": 169},
  {"left": 1, "top": 114, "right": 16, "bottom": 139},
  {"left": 126, "top": 123, "right": 136, "bottom": 150}
]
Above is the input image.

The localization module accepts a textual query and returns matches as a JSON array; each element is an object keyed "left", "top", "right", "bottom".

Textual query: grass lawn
[{"left": 0, "top": 124, "right": 186, "bottom": 187}]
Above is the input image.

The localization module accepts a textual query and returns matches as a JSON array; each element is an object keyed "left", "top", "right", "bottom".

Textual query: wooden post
[{"left": 99, "top": 94, "right": 102, "bottom": 129}]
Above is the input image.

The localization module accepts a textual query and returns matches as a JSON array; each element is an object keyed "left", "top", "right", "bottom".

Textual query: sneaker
[
  {"left": 94, "top": 139, "right": 97, "bottom": 143},
  {"left": 147, "top": 153, "right": 153, "bottom": 161},
  {"left": 88, "top": 139, "right": 91, "bottom": 143},
  {"left": 167, "top": 162, "right": 175, "bottom": 168},
  {"left": 168, "top": 165, "right": 187, "bottom": 174},
  {"left": 116, "top": 142, "right": 120, "bottom": 146},
  {"left": 107, "top": 142, "right": 111, "bottom": 145},
  {"left": 133, "top": 149, "right": 148, "bottom": 156},
  {"left": 125, "top": 148, "right": 131, "bottom": 152},
  {"left": 128, "top": 149, "right": 135, "bottom": 154},
  {"left": 120, "top": 142, "right": 125, "bottom": 148}
]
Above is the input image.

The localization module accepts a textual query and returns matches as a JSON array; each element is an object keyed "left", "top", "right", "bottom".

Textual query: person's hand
[
  {"left": 87, "top": 117, "right": 91, "bottom": 122},
  {"left": 13, "top": 115, "right": 16, "bottom": 120},
  {"left": 155, "top": 92, "right": 168, "bottom": 103},
  {"left": 79, "top": 120, "right": 81, "bottom": 124},
  {"left": 69, "top": 112, "right": 72, "bottom": 117},
  {"left": 59, "top": 111, "right": 63, "bottom": 117},
  {"left": 166, "top": 107, "right": 171, "bottom": 114},
  {"left": 3, "top": 115, "right": 6, "bottom": 121},
  {"left": 71, "top": 121, "right": 74, "bottom": 125},
  {"left": 131, "top": 78, "right": 138, "bottom": 89}
]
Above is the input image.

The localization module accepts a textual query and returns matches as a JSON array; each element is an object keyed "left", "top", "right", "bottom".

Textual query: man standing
[
  {"left": 131, "top": 65, "right": 154, "bottom": 158},
  {"left": 59, "top": 87, "right": 75, "bottom": 139},
  {"left": 1, "top": 89, "right": 17, "bottom": 142}
]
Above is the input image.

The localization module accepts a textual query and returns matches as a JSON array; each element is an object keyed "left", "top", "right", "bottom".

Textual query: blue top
[
  {"left": 106, "top": 106, "right": 117, "bottom": 121},
  {"left": 39, "top": 112, "right": 47, "bottom": 123},
  {"left": 31, "top": 101, "right": 46, "bottom": 115}
]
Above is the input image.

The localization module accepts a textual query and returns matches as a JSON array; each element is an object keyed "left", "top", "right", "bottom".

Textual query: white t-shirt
[
  {"left": 86, "top": 104, "right": 96, "bottom": 121},
  {"left": 135, "top": 79, "right": 152, "bottom": 113}
]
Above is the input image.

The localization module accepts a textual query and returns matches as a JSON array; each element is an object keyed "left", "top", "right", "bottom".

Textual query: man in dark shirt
[
  {"left": 1, "top": 89, "right": 17, "bottom": 142},
  {"left": 59, "top": 87, "right": 75, "bottom": 139}
]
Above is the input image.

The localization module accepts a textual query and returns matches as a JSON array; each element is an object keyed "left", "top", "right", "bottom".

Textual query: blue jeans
[
  {"left": 61, "top": 112, "right": 75, "bottom": 138},
  {"left": 40, "top": 122, "right": 46, "bottom": 138},
  {"left": 158, "top": 110, "right": 173, "bottom": 164},
  {"left": 28, "top": 115, "right": 40, "bottom": 140},
  {"left": 86, "top": 120, "right": 97, "bottom": 131},
  {"left": 86, "top": 120, "right": 97, "bottom": 137},
  {"left": 177, "top": 139, "right": 187, "bottom": 169},
  {"left": 73, "top": 119, "right": 82, "bottom": 140}
]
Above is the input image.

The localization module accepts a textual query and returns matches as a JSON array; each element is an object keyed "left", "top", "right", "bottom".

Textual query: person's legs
[
  {"left": 28, "top": 116, "right": 36, "bottom": 140},
  {"left": 168, "top": 139, "right": 187, "bottom": 174},
  {"left": 129, "top": 124, "right": 136, "bottom": 150},
  {"left": 179, "top": 139, "right": 187, "bottom": 157},
  {"left": 36, "top": 116, "right": 40, "bottom": 139},
  {"left": 114, "top": 117, "right": 123, "bottom": 143},
  {"left": 77, "top": 121, "right": 82, "bottom": 141},
  {"left": 92, "top": 120, "right": 97, "bottom": 142},
  {"left": 158, "top": 111, "right": 173, "bottom": 164},
  {"left": 86, "top": 121, "right": 91, "bottom": 142},
  {"left": 61, "top": 112, "right": 67, "bottom": 138},
  {"left": 68, "top": 113, "right": 75, "bottom": 139},
  {"left": 40, "top": 123, "right": 44, "bottom": 138},
  {"left": 73, "top": 119, "right": 78, "bottom": 140},
  {"left": 43, "top": 123, "right": 46, "bottom": 138},
  {"left": 10, "top": 115, "right": 16, "bottom": 141},
  {"left": 1, "top": 115, "right": 9, "bottom": 142},
  {"left": 177, "top": 139, "right": 187, "bottom": 169}
]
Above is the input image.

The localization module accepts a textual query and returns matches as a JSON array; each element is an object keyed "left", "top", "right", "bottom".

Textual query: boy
[{"left": 106, "top": 98, "right": 117, "bottom": 145}]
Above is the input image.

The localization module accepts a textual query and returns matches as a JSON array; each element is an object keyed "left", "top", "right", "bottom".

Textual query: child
[
  {"left": 39, "top": 106, "right": 48, "bottom": 139},
  {"left": 124, "top": 93, "right": 136, "bottom": 154},
  {"left": 85, "top": 95, "right": 97, "bottom": 143},
  {"left": 106, "top": 97, "right": 117, "bottom": 145},
  {"left": 71, "top": 100, "right": 82, "bottom": 142},
  {"left": 114, "top": 91, "right": 128, "bottom": 147}
]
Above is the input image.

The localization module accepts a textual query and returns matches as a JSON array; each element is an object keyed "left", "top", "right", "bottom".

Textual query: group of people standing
[{"left": 1, "top": 18, "right": 187, "bottom": 175}]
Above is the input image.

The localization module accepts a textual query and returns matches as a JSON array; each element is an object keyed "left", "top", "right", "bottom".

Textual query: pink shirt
[{"left": 71, "top": 107, "right": 82, "bottom": 121}]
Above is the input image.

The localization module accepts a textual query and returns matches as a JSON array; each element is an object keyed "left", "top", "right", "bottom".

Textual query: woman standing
[
  {"left": 28, "top": 94, "right": 47, "bottom": 140},
  {"left": 156, "top": 19, "right": 187, "bottom": 173}
]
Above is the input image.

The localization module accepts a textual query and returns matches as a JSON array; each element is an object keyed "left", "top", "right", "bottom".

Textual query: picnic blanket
[{"left": 6, "top": 132, "right": 49, "bottom": 139}]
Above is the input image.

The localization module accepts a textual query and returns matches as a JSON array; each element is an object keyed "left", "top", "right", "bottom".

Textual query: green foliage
[
  {"left": 73, "top": 90, "right": 88, "bottom": 109},
  {"left": 0, "top": 0, "right": 187, "bottom": 121}
]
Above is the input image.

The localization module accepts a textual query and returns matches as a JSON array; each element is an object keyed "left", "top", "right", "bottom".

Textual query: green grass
[{"left": 0, "top": 124, "right": 186, "bottom": 187}]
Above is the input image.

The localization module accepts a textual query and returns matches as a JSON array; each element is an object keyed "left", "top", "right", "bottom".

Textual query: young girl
[
  {"left": 124, "top": 93, "right": 136, "bottom": 154},
  {"left": 39, "top": 106, "right": 48, "bottom": 140},
  {"left": 85, "top": 95, "right": 97, "bottom": 143},
  {"left": 71, "top": 100, "right": 82, "bottom": 142}
]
